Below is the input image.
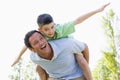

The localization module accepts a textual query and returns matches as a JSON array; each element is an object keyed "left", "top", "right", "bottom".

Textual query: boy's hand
[{"left": 97, "top": 3, "right": 110, "bottom": 12}]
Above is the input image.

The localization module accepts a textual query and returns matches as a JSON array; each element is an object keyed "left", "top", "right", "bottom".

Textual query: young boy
[{"left": 11, "top": 3, "right": 110, "bottom": 79}]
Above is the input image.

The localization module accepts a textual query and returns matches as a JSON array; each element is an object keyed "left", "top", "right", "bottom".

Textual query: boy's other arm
[
  {"left": 11, "top": 45, "right": 27, "bottom": 67},
  {"left": 82, "top": 43, "right": 89, "bottom": 63},
  {"left": 75, "top": 53, "right": 93, "bottom": 80}
]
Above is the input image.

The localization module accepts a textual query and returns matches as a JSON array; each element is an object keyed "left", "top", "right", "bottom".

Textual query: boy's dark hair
[
  {"left": 24, "top": 30, "right": 42, "bottom": 48},
  {"left": 37, "top": 13, "right": 53, "bottom": 27}
]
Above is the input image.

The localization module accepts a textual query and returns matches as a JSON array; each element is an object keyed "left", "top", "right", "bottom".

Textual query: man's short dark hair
[
  {"left": 24, "top": 30, "right": 42, "bottom": 48},
  {"left": 37, "top": 13, "right": 53, "bottom": 27}
]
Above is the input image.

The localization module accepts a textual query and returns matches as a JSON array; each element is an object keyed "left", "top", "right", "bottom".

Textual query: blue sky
[{"left": 0, "top": 0, "right": 119, "bottom": 79}]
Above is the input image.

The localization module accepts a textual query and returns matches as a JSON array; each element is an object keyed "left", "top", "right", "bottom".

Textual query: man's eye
[
  {"left": 33, "top": 41, "right": 38, "bottom": 45},
  {"left": 40, "top": 37, "right": 43, "bottom": 40}
]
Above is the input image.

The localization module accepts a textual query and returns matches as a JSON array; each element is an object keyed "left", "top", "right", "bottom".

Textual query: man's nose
[{"left": 38, "top": 40, "right": 44, "bottom": 45}]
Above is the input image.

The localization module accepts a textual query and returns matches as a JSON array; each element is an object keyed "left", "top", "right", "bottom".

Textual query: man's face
[
  {"left": 29, "top": 32, "right": 52, "bottom": 55},
  {"left": 38, "top": 22, "right": 55, "bottom": 38}
]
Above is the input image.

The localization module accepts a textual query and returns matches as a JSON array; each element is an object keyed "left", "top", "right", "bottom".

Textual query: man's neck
[
  {"left": 45, "top": 52, "right": 53, "bottom": 60},
  {"left": 38, "top": 52, "right": 53, "bottom": 60}
]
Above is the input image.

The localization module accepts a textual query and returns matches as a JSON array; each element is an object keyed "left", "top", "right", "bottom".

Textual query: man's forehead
[{"left": 30, "top": 32, "right": 42, "bottom": 40}]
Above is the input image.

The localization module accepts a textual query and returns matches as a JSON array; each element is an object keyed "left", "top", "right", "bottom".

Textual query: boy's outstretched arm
[
  {"left": 11, "top": 45, "right": 27, "bottom": 67},
  {"left": 74, "top": 3, "right": 110, "bottom": 25}
]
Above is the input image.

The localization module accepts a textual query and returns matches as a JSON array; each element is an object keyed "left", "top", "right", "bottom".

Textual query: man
[{"left": 24, "top": 30, "right": 92, "bottom": 80}]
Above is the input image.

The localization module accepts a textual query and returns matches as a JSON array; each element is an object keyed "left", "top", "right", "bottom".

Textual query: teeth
[{"left": 41, "top": 44, "right": 45, "bottom": 49}]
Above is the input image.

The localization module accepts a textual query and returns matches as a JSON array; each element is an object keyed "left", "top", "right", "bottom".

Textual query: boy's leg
[
  {"left": 82, "top": 43, "right": 89, "bottom": 63},
  {"left": 75, "top": 53, "right": 92, "bottom": 80}
]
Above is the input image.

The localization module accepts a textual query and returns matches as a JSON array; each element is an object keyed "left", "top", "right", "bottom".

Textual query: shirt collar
[{"left": 49, "top": 41, "right": 61, "bottom": 60}]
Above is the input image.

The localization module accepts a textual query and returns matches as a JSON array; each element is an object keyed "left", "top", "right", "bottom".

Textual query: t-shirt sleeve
[
  {"left": 70, "top": 39, "right": 85, "bottom": 54},
  {"left": 54, "top": 21, "right": 75, "bottom": 39}
]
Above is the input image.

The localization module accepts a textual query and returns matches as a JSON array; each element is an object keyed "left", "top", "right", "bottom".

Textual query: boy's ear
[{"left": 38, "top": 28, "right": 42, "bottom": 32}]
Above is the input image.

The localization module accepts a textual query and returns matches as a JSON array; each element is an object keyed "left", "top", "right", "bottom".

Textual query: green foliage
[
  {"left": 92, "top": 9, "right": 120, "bottom": 80},
  {"left": 92, "top": 58, "right": 111, "bottom": 80},
  {"left": 9, "top": 58, "right": 38, "bottom": 80}
]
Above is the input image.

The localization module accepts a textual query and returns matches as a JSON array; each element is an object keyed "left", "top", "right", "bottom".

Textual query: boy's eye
[
  {"left": 51, "top": 26, "right": 54, "bottom": 29},
  {"left": 45, "top": 29, "right": 49, "bottom": 31}
]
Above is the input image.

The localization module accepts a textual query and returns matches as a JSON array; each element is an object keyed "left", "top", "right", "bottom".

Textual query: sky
[{"left": 0, "top": 0, "right": 120, "bottom": 80}]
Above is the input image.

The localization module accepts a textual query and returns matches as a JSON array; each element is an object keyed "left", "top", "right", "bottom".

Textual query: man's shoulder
[
  {"left": 49, "top": 38, "right": 76, "bottom": 46},
  {"left": 30, "top": 52, "right": 41, "bottom": 62},
  {"left": 49, "top": 38, "right": 73, "bottom": 42}
]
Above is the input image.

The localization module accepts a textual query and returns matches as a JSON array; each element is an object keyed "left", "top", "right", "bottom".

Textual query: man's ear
[{"left": 29, "top": 48, "right": 35, "bottom": 52}]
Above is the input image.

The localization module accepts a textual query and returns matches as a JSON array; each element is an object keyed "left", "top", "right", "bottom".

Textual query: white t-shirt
[{"left": 30, "top": 38, "right": 85, "bottom": 79}]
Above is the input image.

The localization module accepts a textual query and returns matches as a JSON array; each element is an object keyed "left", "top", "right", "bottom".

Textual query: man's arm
[
  {"left": 75, "top": 53, "right": 92, "bottom": 80},
  {"left": 36, "top": 65, "right": 49, "bottom": 80},
  {"left": 74, "top": 3, "right": 110, "bottom": 25}
]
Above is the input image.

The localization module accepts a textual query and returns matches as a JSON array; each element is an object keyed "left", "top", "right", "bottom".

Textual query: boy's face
[{"left": 38, "top": 22, "right": 55, "bottom": 38}]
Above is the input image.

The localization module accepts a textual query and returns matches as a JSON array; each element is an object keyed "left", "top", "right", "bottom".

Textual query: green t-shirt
[{"left": 44, "top": 21, "right": 75, "bottom": 40}]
